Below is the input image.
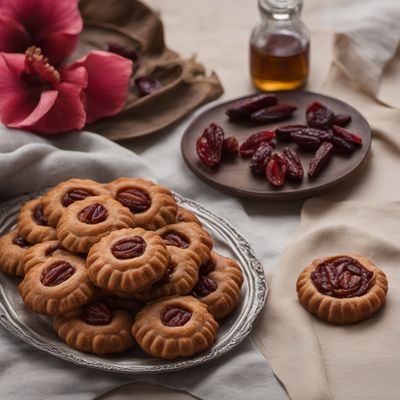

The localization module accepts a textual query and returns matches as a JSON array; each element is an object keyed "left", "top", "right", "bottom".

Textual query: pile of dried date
[{"left": 196, "top": 94, "right": 363, "bottom": 188}]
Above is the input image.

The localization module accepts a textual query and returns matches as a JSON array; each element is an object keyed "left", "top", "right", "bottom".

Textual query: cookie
[
  {"left": 19, "top": 254, "right": 96, "bottom": 315},
  {"left": 192, "top": 251, "right": 243, "bottom": 320},
  {"left": 53, "top": 300, "right": 135, "bottom": 355},
  {"left": 17, "top": 197, "right": 57, "bottom": 244},
  {"left": 87, "top": 228, "right": 170, "bottom": 293},
  {"left": 56, "top": 195, "right": 135, "bottom": 253},
  {"left": 42, "top": 178, "right": 110, "bottom": 227},
  {"left": 296, "top": 254, "right": 388, "bottom": 324},
  {"left": 106, "top": 177, "right": 178, "bottom": 230},
  {"left": 0, "top": 230, "right": 32, "bottom": 277},
  {"left": 175, "top": 206, "right": 202, "bottom": 225},
  {"left": 132, "top": 296, "right": 218, "bottom": 359}
]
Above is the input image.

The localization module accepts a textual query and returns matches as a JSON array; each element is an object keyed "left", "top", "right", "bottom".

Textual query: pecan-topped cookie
[
  {"left": 56, "top": 195, "right": 135, "bottom": 253},
  {"left": 175, "top": 206, "right": 202, "bottom": 225},
  {"left": 0, "top": 230, "right": 32, "bottom": 277},
  {"left": 19, "top": 254, "right": 96, "bottom": 315},
  {"left": 296, "top": 254, "right": 388, "bottom": 324},
  {"left": 134, "top": 246, "right": 199, "bottom": 302},
  {"left": 87, "top": 228, "right": 170, "bottom": 293},
  {"left": 106, "top": 178, "right": 178, "bottom": 230},
  {"left": 17, "top": 197, "right": 57, "bottom": 244},
  {"left": 157, "top": 222, "right": 213, "bottom": 266},
  {"left": 53, "top": 300, "right": 135, "bottom": 355},
  {"left": 132, "top": 296, "right": 218, "bottom": 359},
  {"left": 42, "top": 178, "right": 110, "bottom": 227},
  {"left": 192, "top": 252, "right": 243, "bottom": 320},
  {"left": 24, "top": 240, "right": 71, "bottom": 274}
]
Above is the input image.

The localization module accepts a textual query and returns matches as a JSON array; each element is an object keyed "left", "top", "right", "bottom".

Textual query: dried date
[
  {"left": 239, "top": 130, "right": 275, "bottom": 157},
  {"left": 135, "top": 76, "right": 162, "bottom": 96},
  {"left": 332, "top": 125, "right": 362, "bottom": 145},
  {"left": 249, "top": 142, "right": 273, "bottom": 176},
  {"left": 162, "top": 306, "right": 192, "bottom": 327},
  {"left": 32, "top": 204, "right": 48, "bottom": 226},
  {"left": 106, "top": 42, "right": 139, "bottom": 62},
  {"left": 266, "top": 153, "right": 287, "bottom": 188},
  {"left": 251, "top": 103, "right": 297, "bottom": 123},
  {"left": 306, "top": 101, "right": 334, "bottom": 129},
  {"left": 275, "top": 124, "right": 306, "bottom": 141},
  {"left": 222, "top": 136, "right": 239, "bottom": 157},
  {"left": 308, "top": 141, "right": 334, "bottom": 178},
  {"left": 291, "top": 131, "right": 321, "bottom": 151},
  {"left": 332, "top": 114, "right": 352, "bottom": 127},
  {"left": 192, "top": 275, "right": 218, "bottom": 298},
  {"left": 330, "top": 135, "right": 355, "bottom": 154},
  {"left": 196, "top": 123, "right": 224, "bottom": 167},
  {"left": 225, "top": 94, "right": 277, "bottom": 120},
  {"left": 282, "top": 147, "right": 304, "bottom": 181}
]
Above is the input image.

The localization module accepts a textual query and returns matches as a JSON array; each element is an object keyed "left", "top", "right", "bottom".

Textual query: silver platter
[{"left": 0, "top": 190, "right": 267, "bottom": 374}]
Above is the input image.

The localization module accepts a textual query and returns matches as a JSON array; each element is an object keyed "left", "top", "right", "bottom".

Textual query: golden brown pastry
[
  {"left": 296, "top": 254, "right": 388, "bottom": 324},
  {"left": 106, "top": 177, "right": 178, "bottom": 230},
  {"left": 53, "top": 301, "right": 135, "bottom": 355},
  {"left": 19, "top": 254, "right": 96, "bottom": 316},
  {"left": 87, "top": 228, "right": 170, "bottom": 293},
  {"left": 23, "top": 240, "right": 71, "bottom": 274},
  {"left": 42, "top": 178, "right": 110, "bottom": 227},
  {"left": 192, "top": 252, "right": 243, "bottom": 320},
  {"left": 56, "top": 195, "right": 135, "bottom": 253},
  {"left": 175, "top": 206, "right": 202, "bottom": 225},
  {"left": 17, "top": 197, "right": 57, "bottom": 244},
  {"left": 132, "top": 296, "right": 218, "bottom": 359},
  {"left": 0, "top": 230, "right": 32, "bottom": 277},
  {"left": 134, "top": 246, "right": 199, "bottom": 302},
  {"left": 156, "top": 222, "right": 213, "bottom": 266}
]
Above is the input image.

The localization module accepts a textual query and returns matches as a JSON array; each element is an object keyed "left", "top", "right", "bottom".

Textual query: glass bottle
[{"left": 250, "top": 0, "right": 310, "bottom": 91}]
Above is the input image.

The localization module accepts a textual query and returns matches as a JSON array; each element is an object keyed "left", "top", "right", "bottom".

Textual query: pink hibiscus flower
[
  {"left": 0, "top": 47, "right": 132, "bottom": 134},
  {"left": 0, "top": 0, "right": 82, "bottom": 65}
]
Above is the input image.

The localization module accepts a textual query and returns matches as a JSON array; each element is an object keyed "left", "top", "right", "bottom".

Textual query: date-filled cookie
[
  {"left": 17, "top": 197, "right": 57, "bottom": 244},
  {"left": 106, "top": 178, "right": 178, "bottom": 230},
  {"left": 87, "top": 228, "right": 170, "bottom": 293},
  {"left": 19, "top": 254, "right": 96, "bottom": 315},
  {"left": 53, "top": 301, "right": 135, "bottom": 355},
  {"left": 175, "top": 206, "right": 202, "bottom": 225},
  {"left": 56, "top": 195, "right": 135, "bottom": 253},
  {"left": 132, "top": 296, "right": 218, "bottom": 359},
  {"left": 192, "top": 252, "right": 243, "bottom": 320},
  {"left": 296, "top": 254, "right": 388, "bottom": 324},
  {"left": 0, "top": 230, "right": 32, "bottom": 277},
  {"left": 42, "top": 178, "right": 110, "bottom": 227}
]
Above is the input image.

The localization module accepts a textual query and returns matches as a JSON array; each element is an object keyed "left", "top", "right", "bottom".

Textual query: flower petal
[
  {"left": 69, "top": 51, "right": 133, "bottom": 123},
  {"left": 23, "top": 82, "right": 87, "bottom": 134},
  {"left": 0, "top": 14, "right": 29, "bottom": 53}
]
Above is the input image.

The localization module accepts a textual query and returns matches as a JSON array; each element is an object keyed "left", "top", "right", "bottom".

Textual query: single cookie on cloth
[
  {"left": 134, "top": 246, "right": 200, "bottom": 302},
  {"left": 42, "top": 178, "right": 110, "bottom": 227},
  {"left": 106, "top": 177, "right": 178, "bottom": 230},
  {"left": 157, "top": 222, "right": 213, "bottom": 266},
  {"left": 56, "top": 195, "right": 135, "bottom": 253},
  {"left": 19, "top": 254, "right": 96, "bottom": 316},
  {"left": 132, "top": 296, "right": 218, "bottom": 359},
  {"left": 0, "top": 230, "right": 32, "bottom": 277},
  {"left": 17, "top": 197, "right": 57, "bottom": 244},
  {"left": 53, "top": 300, "right": 135, "bottom": 355},
  {"left": 87, "top": 228, "right": 170, "bottom": 293},
  {"left": 296, "top": 254, "right": 388, "bottom": 324},
  {"left": 192, "top": 252, "right": 244, "bottom": 320},
  {"left": 175, "top": 206, "right": 202, "bottom": 225},
  {"left": 24, "top": 240, "right": 71, "bottom": 274}
]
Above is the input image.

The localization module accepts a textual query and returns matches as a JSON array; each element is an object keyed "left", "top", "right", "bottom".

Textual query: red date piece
[
  {"left": 301, "top": 127, "right": 333, "bottom": 142},
  {"left": 196, "top": 123, "right": 224, "bottom": 167},
  {"left": 135, "top": 76, "right": 162, "bottom": 96},
  {"left": 282, "top": 147, "right": 304, "bottom": 181},
  {"left": 192, "top": 275, "right": 218, "bottom": 298},
  {"left": 330, "top": 135, "right": 355, "bottom": 154},
  {"left": 266, "top": 153, "right": 287, "bottom": 188},
  {"left": 249, "top": 142, "right": 273, "bottom": 176},
  {"left": 332, "top": 125, "right": 362, "bottom": 145},
  {"left": 32, "top": 204, "right": 48, "bottom": 226},
  {"left": 308, "top": 141, "right": 334, "bottom": 178},
  {"left": 306, "top": 101, "right": 334, "bottom": 129},
  {"left": 251, "top": 103, "right": 297, "bottom": 123},
  {"left": 332, "top": 114, "right": 352, "bottom": 127},
  {"left": 222, "top": 136, "right": 239, "bottom": 157},
  {"left": 275, "top": 124, "right": 306, "bottom": 142},
  {"left": 225, "top": 94, "right": 277, "bottom": 120},
  {"left": 106, "top": 42, "right": 139, "bottom": 62},
  {"left": 291, "top": 131, "right": 321, "bottom": 151},
  {"left": 239, "top": 130, "right": 275, "bottom": 157}
]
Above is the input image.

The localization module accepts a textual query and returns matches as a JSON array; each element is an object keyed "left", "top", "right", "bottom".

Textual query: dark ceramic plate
[{"left": 181, "top": 90, "right": 371, "bottom": 200}]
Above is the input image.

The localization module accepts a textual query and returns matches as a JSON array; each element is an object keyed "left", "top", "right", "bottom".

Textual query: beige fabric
[{"left": 78, "top": 0, "right": 223, "bottom": 140}]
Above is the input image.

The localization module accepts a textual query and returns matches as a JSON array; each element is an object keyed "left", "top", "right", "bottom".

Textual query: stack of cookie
[{"left": 0, "top": 178, "right": 243, "bottom": 359}]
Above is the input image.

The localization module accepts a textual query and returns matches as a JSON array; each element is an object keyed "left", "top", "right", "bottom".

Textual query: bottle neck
[{"left": 259, "top": 0, "right": 302, "bottom": 21}]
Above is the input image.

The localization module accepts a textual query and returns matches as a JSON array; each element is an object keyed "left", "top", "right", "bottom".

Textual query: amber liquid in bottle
[{"left": 250, "top": 33, "right": 309, "bottom": 91}]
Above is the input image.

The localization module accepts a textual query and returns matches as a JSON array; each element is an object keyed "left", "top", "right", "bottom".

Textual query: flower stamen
[{"left": 23, "top": 46, "right": 60, "bottom": 88}]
